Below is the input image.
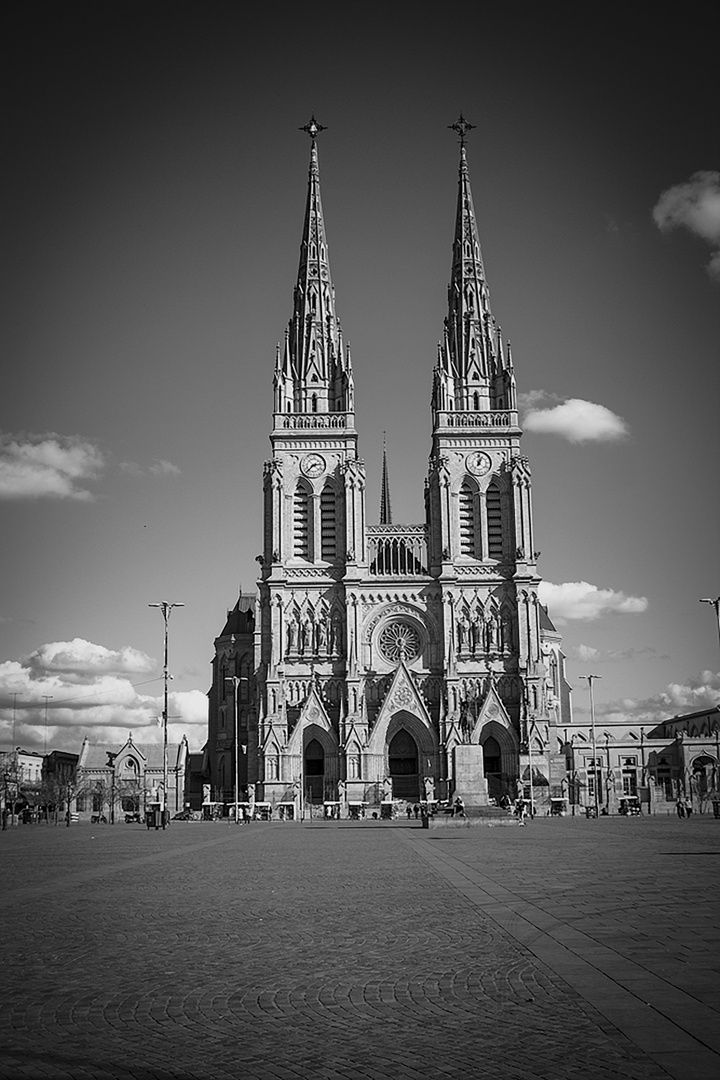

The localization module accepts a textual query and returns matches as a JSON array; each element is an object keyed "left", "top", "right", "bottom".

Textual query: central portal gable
[{"left": 366, "top": 661, "right": 437, "bottom": 756}]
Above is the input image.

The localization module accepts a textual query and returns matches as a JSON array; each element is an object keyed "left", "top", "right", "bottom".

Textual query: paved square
[{"left": 1, "top": 815, "right": 718, "bottom": 1079}]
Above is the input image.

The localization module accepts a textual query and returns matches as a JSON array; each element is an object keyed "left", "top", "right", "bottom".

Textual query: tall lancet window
[
  {"left": 458, "top": 483, "right": 476, "bottom": 556},
  {"left": 486, "top": 481, "right": 503, "bottom": 560},
  {"left": 293, "top": 484, "right": 310, "bottom": 559},
  {"left": 320, "top": 485, "right": 337, "bottom": 560}
]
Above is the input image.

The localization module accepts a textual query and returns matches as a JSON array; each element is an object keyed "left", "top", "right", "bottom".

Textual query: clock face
[
  {"left": 466, "top": 451, "right": 491, "bottom": 476},
  {"left": 300, "top": 452, "right": 326, "bottom": 478}
]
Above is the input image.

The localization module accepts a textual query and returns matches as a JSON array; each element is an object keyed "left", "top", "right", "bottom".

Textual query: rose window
[{"left": 378, "top": 622, "right": 420, "bottom": 663}]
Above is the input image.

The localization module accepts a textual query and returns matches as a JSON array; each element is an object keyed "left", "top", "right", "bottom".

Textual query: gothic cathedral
[{"left": 205, "top": 119, "right": 572, "bottom": 815}]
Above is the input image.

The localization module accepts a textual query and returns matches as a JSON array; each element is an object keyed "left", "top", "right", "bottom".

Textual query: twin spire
[
  {"left": 274, "top": 114, "right": 517, "bottom": 427},
  {"left": 274, "top": 116, "right": 353, "bottom": 417}
]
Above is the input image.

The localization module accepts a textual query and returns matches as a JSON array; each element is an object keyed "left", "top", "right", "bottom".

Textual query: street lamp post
[
  {"left": 43, "top": 696, "right": 53, "bottom": 755},
  {"left": 580, "top": 675, "right": 601, "bottom": 818},
  {"left": 225, "top": 676, "right": 248, "bottom": 824},
  {"left": 526, "top": 718, "right": 536, "bottom": 818},
  {"left": 149, "top": 601, "right": 184, "bottom": 829},
  {"left": 699, "top": 597, "right": 720, "bottom": 662}
]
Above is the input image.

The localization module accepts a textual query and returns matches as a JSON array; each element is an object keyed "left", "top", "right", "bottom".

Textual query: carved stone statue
[{"left": 456, "top": 616, "right": 467, "bottom": 652}]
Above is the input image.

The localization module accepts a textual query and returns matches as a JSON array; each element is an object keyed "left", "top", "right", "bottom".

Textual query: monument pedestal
[{"left": 453, "top": 745, "right": 489, "bottom": 806}]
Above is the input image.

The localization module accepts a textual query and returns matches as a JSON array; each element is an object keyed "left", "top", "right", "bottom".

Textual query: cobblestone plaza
[{"left": 2, "top": 815, "right": 719, "bottom": 1080}]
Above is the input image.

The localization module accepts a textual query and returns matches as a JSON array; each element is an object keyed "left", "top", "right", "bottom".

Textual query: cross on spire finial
[
  {"left": 448, "top": 113, "right": 476, "bottom": 146},
  {"left": 300, "top": 114, "right": 327, "bottom": 141}
]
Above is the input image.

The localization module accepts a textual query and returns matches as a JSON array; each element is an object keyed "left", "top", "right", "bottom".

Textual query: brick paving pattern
[{"left": 1, "top": 815, "right": 718, "bottom": 1079}]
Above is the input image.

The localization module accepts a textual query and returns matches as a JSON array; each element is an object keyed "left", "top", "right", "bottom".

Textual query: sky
[{"left": 1, "top": 4, "right": 718, "bottom": 756}]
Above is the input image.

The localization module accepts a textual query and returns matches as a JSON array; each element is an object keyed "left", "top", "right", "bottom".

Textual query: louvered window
[
  {"left": 459, "top": 484, "right": 475, "bottom": 556},
  {"left": 486, "top": 482, "right": 503, "bottom": 559},
  {"left": 321, "top": 487, "right": 337, "bottom": 560},
  {"left": 293, "top": 487, "right": 310, "bottom": 558}
]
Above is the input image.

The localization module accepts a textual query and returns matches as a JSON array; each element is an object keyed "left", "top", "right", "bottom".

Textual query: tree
[{"left": 1, "top": 751, "right": 21, "bottom": 827}]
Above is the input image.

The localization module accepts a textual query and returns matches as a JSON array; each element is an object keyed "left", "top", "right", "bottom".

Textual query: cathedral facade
[{"left": 205, "top": 120, "right": 572, "bottom": 815}]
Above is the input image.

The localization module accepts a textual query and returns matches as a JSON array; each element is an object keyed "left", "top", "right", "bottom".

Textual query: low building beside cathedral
[{"left": 204, "top": 120, "right": 574, "bottom": 816}]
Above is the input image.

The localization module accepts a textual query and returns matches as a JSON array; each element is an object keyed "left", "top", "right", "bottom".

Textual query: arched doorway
[
  {"left": 692, "top": 755, "right": 716, "bottom": 801},
  {"left": 388, "top": 729, "right": 419, "bottom": 801},
  {"left": 304, "top": 738, "right": 325, "bottom": 804},
  {"left": 483, "top": 736, "right": 503, "bottom": 802}
]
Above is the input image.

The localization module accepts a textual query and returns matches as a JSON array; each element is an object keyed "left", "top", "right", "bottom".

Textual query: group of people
[
  {"left": 403, "top": 796, "right": 466, "bottom": 819},
  {"left": 676, "top": 798, "right": 693, "bottom": 818}
]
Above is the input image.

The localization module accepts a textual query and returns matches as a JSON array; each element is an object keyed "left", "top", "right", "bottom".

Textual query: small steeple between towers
[
  {"left": 379, "top": 433, "right": 392, "bottom": 525},
  {"left": 432, "top": 116, "right": 516, "bottom": 420},
  {"left": 273, "top": 117, "right": 354, "bottom": 419}
]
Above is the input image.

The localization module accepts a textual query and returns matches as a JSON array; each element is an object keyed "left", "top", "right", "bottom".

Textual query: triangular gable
[
  {"left": 286, "top": 685, "right": 335, "bottom": 753},
  {"left": 343, "top": 718, "right": 365, "bottom": 753},
  {"left": 444, "top": 716, "right": 464, "bottom": 755},
  {"left": 470, "top": 685, "right": 513, "bottom": 744},
  {"left": 262, "top": 725, "right": 283, "bottom": 755},
  {"left": 116, "top": 734, "right": 147, "bottom": 764},
  {"left": 370, "top": 661, "right": 435, "bottom": 741}
]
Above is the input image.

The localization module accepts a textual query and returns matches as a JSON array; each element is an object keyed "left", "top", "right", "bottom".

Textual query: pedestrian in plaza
[
  {"left": 413, "top": 803, "right": 420, "bottom": 819},
  {"left": 406, "top": 804, "right": 413, "bottom": 819},
  {"left": 684, "top": 797, "right": 693, "bottom": 818},
  {"left": 454, "top": 796, "right": 465, "bottom": 818},
  {"left": 676, "top": 799, "right": 685, "bottom": 818}
]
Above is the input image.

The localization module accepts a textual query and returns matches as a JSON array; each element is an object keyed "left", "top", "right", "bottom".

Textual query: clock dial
[
  {"left": 300, "top": 452, "right": 326, "bottom": 478},
  {"left": 466, "top": 451, "right": 491, "bottom": 476}
]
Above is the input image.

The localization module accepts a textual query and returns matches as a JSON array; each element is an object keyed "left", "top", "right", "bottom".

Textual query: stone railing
[
  {"left": 274, "top": 413, "right": 352, "bottom": 430},
  {"left": 435, "top": 410, "right": 515, "bottom": 428}
]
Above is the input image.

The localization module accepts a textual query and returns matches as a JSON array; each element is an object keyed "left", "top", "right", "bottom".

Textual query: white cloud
[
  {"left": 595, "top": 670, "right": 720, "bottom": 727},
  {"left": 120, "top": 458, "right": 181, "bottom": 478},
  {"left": 169, "top": 690, "right": 208, "bottom": 725},
  {"left": 149, "top": 459, "right": 181, "bottom": 477},
  {"left": 27, "top": 638, "right": 155, "bottom": 678},
  {"left": 539, "top": 580, "right": 648, "bottom": 622},
  {"left": 570, "top": 644, "right": 665, "bottom": 663},
  {"left": 518, "top": 389, "right": 560, "bottom": 411},
  {"left": 653, "top": 171, "right": 720, "bottom": 281},
  {"left": 0, "top": 638, "right": 206, "bottom": 754},
  {"left": 0, "top": 433, "right": 104, "bottom": 500},
  {"left": 523, "top": 399, "right": 629, "bottom": 443}
]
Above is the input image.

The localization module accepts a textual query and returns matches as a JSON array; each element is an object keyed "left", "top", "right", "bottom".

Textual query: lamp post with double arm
[
  {"left": 580, "top": 675, "right": 601, "bottom": 818},
  {"left": 225, "top": 675, "right": 249, "bottom": 824},
  {"left": 149, "top": 602, "right": 184, "bottom": 828}
]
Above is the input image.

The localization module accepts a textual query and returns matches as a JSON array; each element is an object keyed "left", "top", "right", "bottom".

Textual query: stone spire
[
  {"left": 273, "top": 117, "right": 353, "bottom": 418},
  {"left": 379, "top": 433, "right": 392, "bottom": 525},
  {"left": 432, "top": 117, "right": 516, "bottom": 418}
]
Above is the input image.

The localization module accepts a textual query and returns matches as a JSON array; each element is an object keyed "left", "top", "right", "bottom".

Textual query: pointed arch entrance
[
  {"left": 304, "top": 738, "right": 325, "bottom": 804},
  {"left": 483, "top": 736, "right": 502, "bottom": 801},
  {"left": 388, "top": 729, "right": 420, "bottom": 801}
]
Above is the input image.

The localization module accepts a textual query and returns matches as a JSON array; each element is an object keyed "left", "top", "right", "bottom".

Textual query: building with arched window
[
  {"left": 204, "top": 121, "right": 574, "bottom": 816},
  {"left": 76, "top": 734, "right": 188, "bottom": 822}
]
